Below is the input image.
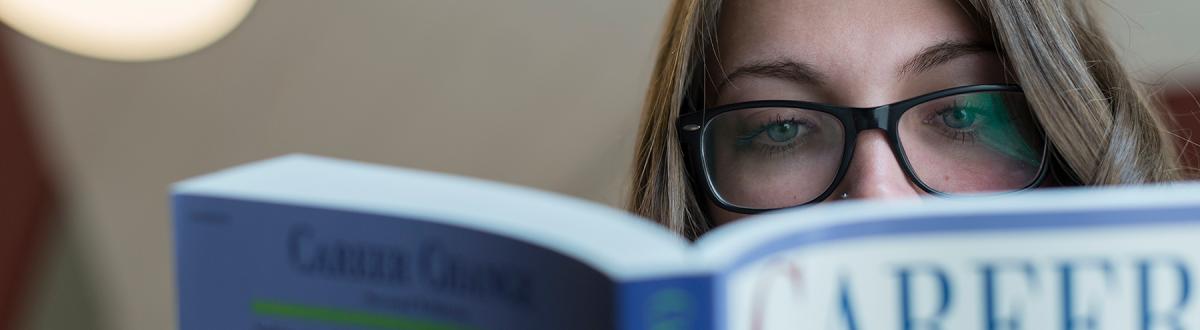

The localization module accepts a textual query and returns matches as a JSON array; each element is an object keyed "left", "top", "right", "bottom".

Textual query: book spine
[{"left": 617, "top": 274, "right": 716, "bottom": 330}]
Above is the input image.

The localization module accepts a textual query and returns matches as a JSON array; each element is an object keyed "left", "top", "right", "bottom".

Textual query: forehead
[{"left": 714, "top": 0, "right": 981, "bottom": 83}]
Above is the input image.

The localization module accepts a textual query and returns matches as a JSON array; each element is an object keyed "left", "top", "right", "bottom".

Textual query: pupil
[
  {"left": 942, "top": 109, "right": 975, "bottom": 129},
  {"left": 767, "top": 122, "right": 797, "bottom": 142}
]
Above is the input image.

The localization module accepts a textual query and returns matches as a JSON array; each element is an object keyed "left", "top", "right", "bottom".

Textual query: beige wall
[
  {"left": 9, "top": 1, "right": 1198, "bottom": 330},
  {"left": 11, "top": 1, "right": 668, "bottom": 329},
  {"left": 1101, "top": 0, "right": 1200, "bottom": 81}
]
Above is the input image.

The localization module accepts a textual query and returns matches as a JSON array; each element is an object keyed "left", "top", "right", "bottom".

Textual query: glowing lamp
[{"left": 0, "top": 0, "right": 255, "bottom": 61}]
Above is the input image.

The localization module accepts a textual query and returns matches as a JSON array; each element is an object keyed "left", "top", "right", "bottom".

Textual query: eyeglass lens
[{"left": 703, "top": 91, "right": 1043, "bottom": 210}]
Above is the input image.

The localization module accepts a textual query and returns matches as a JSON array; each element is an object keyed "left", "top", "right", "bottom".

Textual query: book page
[{"left": 695, "top": 184, "right": 1200, "bottom": 329}]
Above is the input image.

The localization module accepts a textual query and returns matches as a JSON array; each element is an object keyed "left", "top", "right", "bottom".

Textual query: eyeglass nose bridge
[{"left": 850, "top": 105, "right": 892, "bottom": 132}]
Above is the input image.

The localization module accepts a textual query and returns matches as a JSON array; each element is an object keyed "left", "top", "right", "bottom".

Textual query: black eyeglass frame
[{"left": 676, "top": 84, "right": 1050, "bottom": 214}]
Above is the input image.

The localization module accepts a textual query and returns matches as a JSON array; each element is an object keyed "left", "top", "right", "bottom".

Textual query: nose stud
[{"left": 839, "top": 192, "right": 850, "bottom": 200}]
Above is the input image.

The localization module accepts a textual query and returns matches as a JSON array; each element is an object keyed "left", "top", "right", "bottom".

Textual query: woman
[{"left": 628, "top": 0, "right": 1183, "bottom": 239}]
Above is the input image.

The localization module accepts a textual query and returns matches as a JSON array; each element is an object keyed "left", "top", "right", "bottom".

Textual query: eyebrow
[
  {"left": 716, "top": 59, "right": 827, "bottom": 93},
  {"left": 716, "top": 40, "right": 994, "bottom": 94},
  {"left": 898, "top": 40, "right": 994, "bottom": 77}
]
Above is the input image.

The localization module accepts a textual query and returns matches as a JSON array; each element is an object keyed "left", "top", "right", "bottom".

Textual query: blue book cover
[{"left": 174, "top": 154, "right": 1200, "bottom": 329}]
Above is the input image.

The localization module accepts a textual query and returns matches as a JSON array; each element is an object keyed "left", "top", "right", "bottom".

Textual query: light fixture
[{"left": 0, "top": 0, "right": 256, "bottom": 62}]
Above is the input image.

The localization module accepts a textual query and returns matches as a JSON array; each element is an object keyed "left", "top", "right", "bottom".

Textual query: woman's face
[{"left": 707, "top": 0, "right": 1012, "bottom": 224}]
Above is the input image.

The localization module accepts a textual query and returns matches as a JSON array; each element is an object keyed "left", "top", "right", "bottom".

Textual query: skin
[{"left": 707, "top": 0, "right": 1012, "bottom": 225}]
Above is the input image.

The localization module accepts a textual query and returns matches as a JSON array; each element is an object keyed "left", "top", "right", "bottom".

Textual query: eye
[
  {"left": 766, "top": 121, "right": 801, "bottom": 142},
  {"left": 940, "top": 107, "right": 978, "bottom": 130}
]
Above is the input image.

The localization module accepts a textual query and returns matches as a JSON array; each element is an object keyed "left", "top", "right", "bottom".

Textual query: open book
[{"left": 173, "top": 154, "right": 1200, "bottom": 330}]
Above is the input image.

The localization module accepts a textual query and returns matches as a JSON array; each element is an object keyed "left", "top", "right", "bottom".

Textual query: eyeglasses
[{"left": 676, "top": 84, "right": 1049, "bottom": 214}]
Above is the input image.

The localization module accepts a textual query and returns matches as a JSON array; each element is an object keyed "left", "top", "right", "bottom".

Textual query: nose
[{"left": 833, "top": 130, "right": 922, "bottom": 201}]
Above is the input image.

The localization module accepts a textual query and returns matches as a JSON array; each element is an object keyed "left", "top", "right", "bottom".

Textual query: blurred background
[{"left": 0, "top": 0, "right": 1197, "bottom": 329}]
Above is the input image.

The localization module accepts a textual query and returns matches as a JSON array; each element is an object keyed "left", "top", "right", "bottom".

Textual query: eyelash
[
  {"left": 735, "top": 115, "right": 809, "bottom": 155},
  {"left": 925, "top": 103, "right": 983, "bottom": 143}
]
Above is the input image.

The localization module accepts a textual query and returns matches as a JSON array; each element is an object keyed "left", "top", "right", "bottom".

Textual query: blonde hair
[{"left": 627, "top": 0, "right": 1184, "bottom": 239}]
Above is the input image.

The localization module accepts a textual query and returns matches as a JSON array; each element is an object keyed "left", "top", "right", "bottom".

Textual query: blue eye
[
  {"left": 766, "top": 122, "right": 800, "bottom": 142},
  {"left": 733, "top": 116, "right": 815, "bottom": 154},
  {"left": 940, "top": 108, "right": 978, "bottom": 129}
]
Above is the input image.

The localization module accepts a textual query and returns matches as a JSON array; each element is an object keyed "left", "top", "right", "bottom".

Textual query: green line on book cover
[{"left": 251, "top": 299, "right": 471, "bottom": 330}]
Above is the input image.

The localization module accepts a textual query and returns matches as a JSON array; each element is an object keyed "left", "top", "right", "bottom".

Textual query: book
[{"left": 173, "top": 154, "right": 1200, "bottom": 330}]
